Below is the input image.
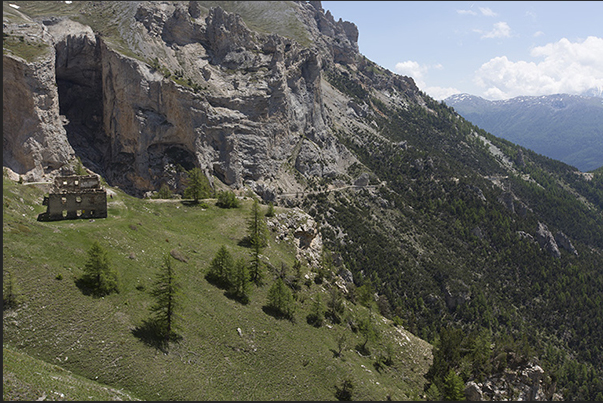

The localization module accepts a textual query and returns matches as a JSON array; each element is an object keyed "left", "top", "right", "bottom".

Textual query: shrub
[{"left": 216, "top": 190, "right": 239, "bottom": 208}]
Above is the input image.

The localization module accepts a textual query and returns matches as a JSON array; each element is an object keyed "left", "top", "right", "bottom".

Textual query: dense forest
[{"left": 300, "top": 67, "right": 603, "bottom": 400}]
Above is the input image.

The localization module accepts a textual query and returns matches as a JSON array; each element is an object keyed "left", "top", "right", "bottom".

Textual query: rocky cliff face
[
  {"left": 3, "top": 13, "right": 75, "bottom": 181},
  {"left": 4, "top": 1, "right": 405, "bottom": 198}
]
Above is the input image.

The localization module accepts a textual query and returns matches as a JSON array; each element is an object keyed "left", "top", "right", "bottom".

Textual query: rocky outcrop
[
  {"left": 498, "top": 191, "right": 528, "bottom": 217},
  {"left": 463, "top": 361, "right": 563, "bottom": 401},
  {"left": 3, "top": 19, "right": 75, "bottom": 181},
  {"left": 535, "top": 222, "right": 561, "bottom": 259},
  {"left": 267, "top": 208, "right": 322, "bottom": 268},
  {"left": 555, "top": 231, "right": 578, "bottom": 256}
]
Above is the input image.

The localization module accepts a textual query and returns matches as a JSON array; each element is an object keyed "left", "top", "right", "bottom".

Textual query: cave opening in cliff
[
  {"left": 146, "top": 143, "right": 198, "bottom": 192},
  {"left": 54, "top": 37, "right": 109, "bottom": 175}
]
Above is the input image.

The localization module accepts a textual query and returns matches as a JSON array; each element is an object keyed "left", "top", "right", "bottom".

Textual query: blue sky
[{"left": 321, "top": 1, "right": 603, "bottom": 100}]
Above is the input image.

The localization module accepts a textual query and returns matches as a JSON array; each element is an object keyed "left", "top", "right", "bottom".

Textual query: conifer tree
[
  {"left": 327, "top": 286, "right": 345, "bottom": 324},
  {"left": 247, "top": 199, "right": 268, "bottom": 285},
  {"left": 267, "top": 278, "right": 295, "bottom": 319},
  {"left": 442, "top": 368, "right": 465, "bottom": 401},
  {"left": 336, "top": 330, "right": 347, "bottom": 357},
  {"left": 229, "top": 257, "right": 251, "bottom": 304},
  {"left": 206, "top": 245, "right": 234, "bottom": 288},
  {"left": 81, "top": 241, "right": 118, "bottom": 296},
  {"left": 247, "top": 199, "right": 268, "bottom": 248},
  {"left": 306, "top": 293, "right": 325, "bottom": 327},
  {"left": 357, "top": 311, "right": 378, "bottom": 353},
  {"left": 150, "top": 253, "right": 180, "bottom": 342},
  {"left": 265, "top": 201, "right": 275, "bottom": 217},
  {"left": 184, "top": 167, "right": 211, "bottom": 203}
]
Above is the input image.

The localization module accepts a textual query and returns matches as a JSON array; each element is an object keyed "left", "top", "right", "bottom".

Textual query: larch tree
[
  {"left": 247, "top": 199, "right": 268, "bottom": 285},
  {"left": 149, "top": 253, "right": 181, "bottom": 342},
  {"left": 184, "top": 167, "right": 212, "bottom": 203},
  {"left": 81, "top": 241, "right": 119, "bottom": 296},
  {"left": 267, "top": 277, "right": 295, "bottom": 319},
  {"left": 229, "top": 256, "right": 251, "bottom": 304},
  {"left": 206, "top": 245, "right": 234, "bottom": 288}
]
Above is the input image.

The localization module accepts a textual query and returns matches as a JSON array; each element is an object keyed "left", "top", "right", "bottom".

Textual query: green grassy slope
[
  {"left": 3, "top": 177, "right": 432, "bottom": 401},
  {"left": 3, "top": 345, "right": 140, "bottom": 401}
]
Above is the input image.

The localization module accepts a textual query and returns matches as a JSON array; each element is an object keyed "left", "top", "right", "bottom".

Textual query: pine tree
[
  {"left": 265, "top": 201, "right": 275, "bottom": 217},
  {"left": 149, "top": 253, "right": 180, "bottom": 342},
  {"left": 357, "top": 311, "right": 378, "bottom": 354},
  {"left": 326, "top": 286, "right": 345, "bottom": 324},
  {"left": 81, "top": 241, "right": 118, "bottom": 296},
  {"left": 306, "top": 293, "right": 325, "bottom": 327},
  {"left": 247, "top": 199, "right": 268, "bottom": 248},
  {"left": 183, "top": 167, "right": 211, "bottom": 203},
  {"left": 229, "top": 257, "right": 251, "bottom": 304},
  {"left": 442, "top": 368, "right": 465, "bottom": 401},
  {"left": 291, "top": 259, "right": 303, "bottom": 291},
  {"left": 247, "top": 199, "right": 268, "bottom": 285},
  {"left": 267, "top": 278, "right": 295, "bottom": 319},
  {"left": 75, "top": 156, "right": 87, "bottom": 175},
  {"left": 206, "top": 245, "right": 234, "bottom": 288},
  {"left": 154, "top": 183, "right": 172, "bottom": 199}
]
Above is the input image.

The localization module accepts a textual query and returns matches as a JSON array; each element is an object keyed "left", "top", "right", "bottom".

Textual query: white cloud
[
  {"left": 479, "top": 7, "right": 497, "bottom": 17},
  {"left": 533, "top": 31, "right": 545, "bottom": 38},
  {"left": 480, "top": 22, "right": 512, "bottom": 39},
  {"left": 394, "top": 61, "right": 460, "bottom": 100},
  {"left": 474, "top": 36, "right": 603, "bottom": 99},
  {"left": 457, "top": 9, "right": 477, "bottom": 16},
  {"left": 424, "top": 86, "right": 462, "bottom": 100},
  {"left": 394, "top": 60, "right": 427, "bottom": 81}
]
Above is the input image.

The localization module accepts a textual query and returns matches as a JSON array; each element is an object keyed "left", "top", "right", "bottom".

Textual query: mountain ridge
[{"left": 444, "top": 93, "right": 603, "bottom": 172}]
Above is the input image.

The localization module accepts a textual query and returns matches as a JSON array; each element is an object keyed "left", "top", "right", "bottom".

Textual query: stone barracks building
[{"left": 37, "top": 175, "right": 107, "bottom": 221}]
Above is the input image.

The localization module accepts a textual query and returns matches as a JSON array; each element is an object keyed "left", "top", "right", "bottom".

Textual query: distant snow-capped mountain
[{"left": 444, "top": 93, "right": 603, "bottom": 172}]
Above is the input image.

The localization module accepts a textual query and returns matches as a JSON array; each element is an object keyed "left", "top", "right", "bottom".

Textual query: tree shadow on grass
[
  {"left": 261, "top": 305, "right": 295, "bottom": 322},
  {"left": 205, "top": 273, "right": 230, "bottom": 291},
  {"left": 354, "top": 343, "right": 371, "bottom": 357},
  {"left": 224, "top": 290, "right": 250, "bottom": 305},
  {"left": 180, "top": 200, "right": 209, "bottom": 208},
  {"left": 131, "top": 319, "right": 181, "bottom": 353},
  {"left": 330, "top": 348, "right": 344, "bottom": 359},
  {"left": 237, "top": 236, "right": 252, "bottom": 248},
  {"left": 74, "top": 277, "right": 110, "bottom": 298}
]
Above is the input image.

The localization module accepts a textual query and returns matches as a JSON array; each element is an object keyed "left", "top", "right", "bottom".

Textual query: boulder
[{"left": 464, "top": 381, "right": 482, "bottom": 401}]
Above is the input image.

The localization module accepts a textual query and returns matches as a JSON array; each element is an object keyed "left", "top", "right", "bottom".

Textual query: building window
[
  {"left": 62, "top": 210, "right": 68, "bottom": 218},
  {"left": 61, "top": 197, "right": 67, "bottom": 204},
  {"left": 76, "top": 196, "right": 82, "bottom": 203}
]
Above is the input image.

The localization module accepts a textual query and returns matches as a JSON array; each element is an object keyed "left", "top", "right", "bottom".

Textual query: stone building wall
[{"left": 37, "top": 175, "right": 107, "bottom": 221}]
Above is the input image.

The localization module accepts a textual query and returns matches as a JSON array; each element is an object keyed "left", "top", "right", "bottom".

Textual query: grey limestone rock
[{"left": 535, "top": 222, "right": 561, "bottom": 259}]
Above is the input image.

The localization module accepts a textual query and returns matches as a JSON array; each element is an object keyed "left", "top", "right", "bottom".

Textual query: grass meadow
[{"left": 3, "top": 177, "right": 432, "bottom": 400}]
